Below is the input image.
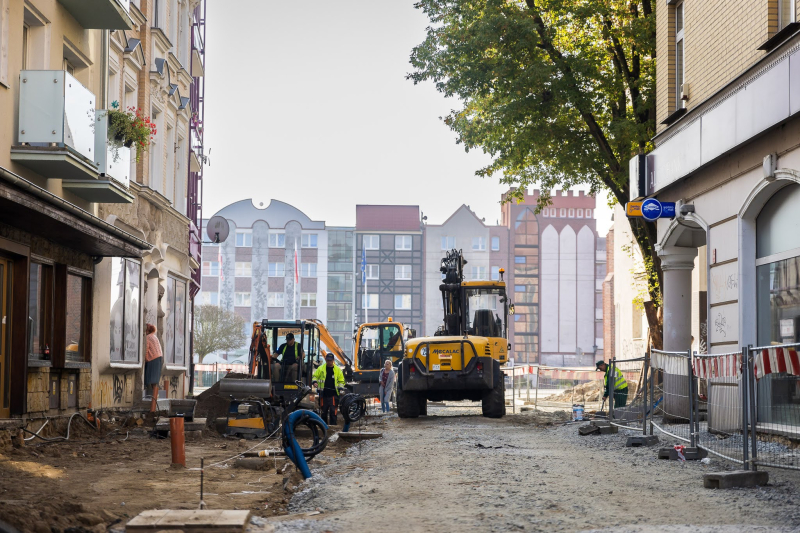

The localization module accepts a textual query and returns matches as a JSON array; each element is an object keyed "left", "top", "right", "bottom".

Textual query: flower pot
[{"left": 123, "top": 138, "right": 134, "bottom": 148}]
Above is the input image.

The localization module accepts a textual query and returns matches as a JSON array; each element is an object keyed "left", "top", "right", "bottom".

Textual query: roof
[
  {"left": 356, "top": 205, "right": 420, "bottom": 231},
  {"left": 212, "top": 199, "right": 325, "bottom": 230}
]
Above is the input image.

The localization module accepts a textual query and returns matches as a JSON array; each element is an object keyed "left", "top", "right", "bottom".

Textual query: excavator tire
[
  {"left": 397, "top": 386, "right": 420, "bottom": 419},
  {"left": 482, "top": 364, "right": 506, "bottom": 418},
  {"left": 418, "top": 395, "right": 427, "bottom": 416}
]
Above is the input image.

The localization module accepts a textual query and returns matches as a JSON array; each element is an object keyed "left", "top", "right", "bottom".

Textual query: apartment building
[
  {"left": 355, "top": 205, "right": 424, "bottom": 337},
  {"left": 0, "top": 0, "right": 206, "bottom": 417},
  {"left": 623, "top": 0, "right": 800, "bottom": 423},
  {"left": 199, "top": 199, "right": 329, "bottom": 352}
]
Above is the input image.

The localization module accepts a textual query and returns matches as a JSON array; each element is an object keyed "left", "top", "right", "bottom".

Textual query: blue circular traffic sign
[{"left": 641, "top": 198, "right": 662, "bottom": 222}]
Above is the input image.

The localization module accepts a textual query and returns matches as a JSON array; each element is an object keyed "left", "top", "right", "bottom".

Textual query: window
[
  {"left": 395, "top": 235, "right": 412, "bottom": 250},
  {"left": 109, "top": 258, "right": 141, "bottom": 363},
  {"left": 441, "top": 236, "right": 456, "bottom": 250},
  {"left": 268, "top": 293, "right": 285, "bottom": 307},
  {"left": 235, "top": 292, "right": 251, "bottom": 306},
  {"left": 301, "top": 293, "right": 317, "bottom": 307},
  {"left": 780, "top": 0, "right": 796, "bottom": 30},
  {"left": 675, "top": 1, "right": 684, "bottom": 110},
  {"left": 395, "top": 265, "right": 412, "bottom": 280},
  {"left": 28, "top": 263, "right": 53, "bottom": 361},
  {"left": 586, "top": 209, "right": 592, "bottom": 219},
  {"left": 236, "top": 230, "right": 252, "bottom": 247},
  {"left": 200, "top": 291, "right": 219, "bottom": 305},
  {"left": 560, "top": 208, "right": 566, "bottom": 217},
  {"left": 366, "top": 264, "right": 379, "bottom": 280},
  {"left": 491, "top": 266, "right": 501, "bottom": 281},
  {"left": 542, "top": 209, "right": 549, "bottom": 218},
  {"left": 269, "top": 233, "right": 285, "bottom": 248},
  {"left": 65, "top": 274, "right": 91, "bottom": 363},
  {"left": 202, "top": 261, "right": 219, "bottom": 276},
  {"left": 364, "top": 235, "right": 380, "bottom": 250},
  {"left": 568, "top": 208, "right": 575, "bottom": 218},
  {"left": 268, "top": 263, "right": 285, "bottom": 277},
  {"left": 472, "top": 237, "right": 486, "bottom": 251},
  {"left": 363, "top": 294, "right": 379, "bottom": 309},
  {"left": 394, "top": 294, "right": 411, "bottom": 310},
  {"left": 302, "top": 234, "right": 318, "bottom": 248},
  {"left": 515, "top": 285, "right": 526, "bottom": 292},
  {"left": 491, "top": 236, "right": 500, "bottom": 251},
  {"left": 515, "top": 256, "right": 526, "bottom": 264},
  {"left": 577, "top": 209, "right": 583, "bottom": 218},
  {"left": 235, "top": 262, "right": 251, "bottom": 277},
  {"left": 301, "top": 263, "right": 317, "bottom": 277},
  {"left": 163, "top": 277, "right": 187, "bottom": 366},
  {"left": 22, "top": 22, "right": 29, "bottom": 70},
  {"left": 471, "top": 266, "right": 487, "bottom": 280}
]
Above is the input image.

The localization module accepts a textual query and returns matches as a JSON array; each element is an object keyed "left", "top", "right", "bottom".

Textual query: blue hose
[{"left": 283, "top": 409, "right": 328, "bottom": 479}]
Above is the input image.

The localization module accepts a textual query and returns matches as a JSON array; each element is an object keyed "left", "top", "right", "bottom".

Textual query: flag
[
  {"left": 361, "top": 247, "right": 366, "bottom": 284},
  {"left": 217, "top": 244, "right": 224, "bottom": 284}
]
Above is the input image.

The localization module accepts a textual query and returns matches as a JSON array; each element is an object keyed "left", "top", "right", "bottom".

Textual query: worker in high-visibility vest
[{"left": 596, "top": 360, "right": 628, "bottom": 408}]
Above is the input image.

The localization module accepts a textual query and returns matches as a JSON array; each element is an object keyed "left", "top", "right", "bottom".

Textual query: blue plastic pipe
[{"left": 283, "top": 409, "right": 328, "bottom": 479}]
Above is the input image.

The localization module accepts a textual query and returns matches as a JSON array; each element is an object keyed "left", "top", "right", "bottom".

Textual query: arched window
[{"left": 514, "top": 208, "right": 539, "bottom": 247}]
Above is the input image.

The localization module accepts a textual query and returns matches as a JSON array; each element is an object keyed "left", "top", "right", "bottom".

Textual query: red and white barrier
[
  {"left": 693, "top": 353, "right": 741, "bottom": 380},
  {"left": 753, "top": 346, "right": 800, "bottom": 380}
]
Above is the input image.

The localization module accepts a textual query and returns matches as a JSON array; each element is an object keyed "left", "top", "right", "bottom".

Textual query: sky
[{"left": 202, "top": 1, "right": 614, "bottom": 235}]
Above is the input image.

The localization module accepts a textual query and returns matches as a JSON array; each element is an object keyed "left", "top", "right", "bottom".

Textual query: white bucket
[{"left": 572, "top": 404, "right": 585, "bottom": 421}]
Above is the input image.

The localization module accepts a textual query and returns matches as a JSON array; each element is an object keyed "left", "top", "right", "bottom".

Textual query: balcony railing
[
  {"left": 13, "top": 71, "right": 133, "bottom": 203},
  {"left": 57, "top": 0, "right": 134, "bottom": 30}
]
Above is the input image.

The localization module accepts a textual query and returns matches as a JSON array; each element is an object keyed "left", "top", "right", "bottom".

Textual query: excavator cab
[{"left": 258, "top": 320, "right": 321, "bottom": 395}]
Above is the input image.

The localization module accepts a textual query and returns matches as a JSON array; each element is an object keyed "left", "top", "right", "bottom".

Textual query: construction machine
[
  {"left": 350, "top": 319, "right": 414, "bottom": 397},
  {"left": 396, "top": 249, "right": 512, "bottom": 418}
]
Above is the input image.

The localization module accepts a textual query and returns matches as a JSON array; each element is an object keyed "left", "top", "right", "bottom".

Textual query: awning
[{"left": 0, "top": 168, "right": 151, "bottom": 258}]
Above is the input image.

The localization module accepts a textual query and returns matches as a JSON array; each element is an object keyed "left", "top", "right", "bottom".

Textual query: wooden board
[{"left": 126, "top": 509, "right": 251, "bottom": 532}]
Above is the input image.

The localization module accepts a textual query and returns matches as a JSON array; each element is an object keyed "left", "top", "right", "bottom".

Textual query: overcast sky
[{"left": 202, "top": 1, "right": 613, "bottom": 235}]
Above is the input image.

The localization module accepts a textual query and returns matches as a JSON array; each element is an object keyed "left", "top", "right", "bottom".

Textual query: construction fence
[
  {"left": 502, "top": 365, "right": 604, "bottom": 412},
  {"left": 610, "top": 344, "right": 800, "bottom": 472}
]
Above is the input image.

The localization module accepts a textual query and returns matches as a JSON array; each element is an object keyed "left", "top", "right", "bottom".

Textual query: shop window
[
  {"left": 65, "top": 274, "right": 90, "bottom": 363},
  {"left": 163, "top": 277, "right": 187, "bottom": 367},
  {"left": 110, "top": 258, "right": 141, "bottom": 363},
  {"left": 28, "top": 263, "right": 53, "bottom": 362}
]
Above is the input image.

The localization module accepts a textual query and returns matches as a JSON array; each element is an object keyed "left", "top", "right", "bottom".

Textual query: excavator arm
[{"left": 308, "top": 319, "right": 353, "bottom": 370}]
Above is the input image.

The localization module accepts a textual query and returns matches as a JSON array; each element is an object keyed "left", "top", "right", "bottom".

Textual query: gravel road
[{"left": 273, "top": 404, "right": 800, "bottom": 532}]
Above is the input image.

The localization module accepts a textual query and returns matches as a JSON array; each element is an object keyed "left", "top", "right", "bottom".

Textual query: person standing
[
  {"left": 312, "top": 353, "right": 346, "bottom": 425},
  {"left": 276, "top": 333, "right": 303, "bottom": 382},
  {"left": 144, "top": 324, "right": 163, "bottom": 412},
  {"left": 378, "top": 360, "right": 395, "bottom": 413},
  {"left": 596, "top": 360, "right": 628, "bottom": 408}
]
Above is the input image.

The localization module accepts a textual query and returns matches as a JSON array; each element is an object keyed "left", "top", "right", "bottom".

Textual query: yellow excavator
[{"left": 396, "top": 249, "right": 512, "bottom": 418}]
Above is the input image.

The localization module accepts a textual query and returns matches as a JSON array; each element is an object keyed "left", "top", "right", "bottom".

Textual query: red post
[{"left": 170, "top": 416, "right": 186, "bottom": 467}]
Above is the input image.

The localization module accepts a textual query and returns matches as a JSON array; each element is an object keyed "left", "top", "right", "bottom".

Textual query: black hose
[{"left": 339, "top": 393, "right": 367, "bottom": 424}]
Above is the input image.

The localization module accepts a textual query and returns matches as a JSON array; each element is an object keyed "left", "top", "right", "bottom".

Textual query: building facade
[
  {"left": 624, "top": 0, "right": 800, "bottom": 424},
  {"left": 423, "top": 205, "right": 510, "bottom": 338},
  {"left": 355, "top": 205, "right": 424, "bottom": 336},
  {"left": 326, "top": 227, "right": 355, "bottom": 354},
  {"left": 200, "top": 199, "right": 329, "bottom": 356},
  {"left": 0, "top": 0, "right": 205, "bottom": 418}
]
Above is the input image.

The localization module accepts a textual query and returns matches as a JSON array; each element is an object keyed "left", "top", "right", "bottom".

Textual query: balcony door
[{"left": 0, "top": 257, "right": 10, "bottom": 418}]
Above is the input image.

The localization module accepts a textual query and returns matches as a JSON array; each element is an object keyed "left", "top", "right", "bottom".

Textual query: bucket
[{"left": 572, "top": 404, "right": 585, "bottom": 421}]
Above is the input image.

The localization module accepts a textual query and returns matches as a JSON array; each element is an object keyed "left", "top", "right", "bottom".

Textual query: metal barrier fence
[
  {"left": 649, "top": 349, "right": 695, "bottom": 444},
  {"left": 608, "top": 356, "right": 648, "bottom": 433},
  {"left": 502, "top": 365, "right": 602, "bottom": 413}
]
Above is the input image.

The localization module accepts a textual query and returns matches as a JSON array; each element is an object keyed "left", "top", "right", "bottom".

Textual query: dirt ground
[
  {"left": 279, "top": 403, "right": 800, "bottom": 533},
  {"left": 0, "top": 414, "right": 354, "bottom": 533}
]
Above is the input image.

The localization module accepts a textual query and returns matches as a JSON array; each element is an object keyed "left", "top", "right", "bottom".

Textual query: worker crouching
[
  {"left": 313, "top": 353, "right": 346, "bottom": 425},
  {"left": 596, "top": 360, "right": 628, "bottom": 408}
]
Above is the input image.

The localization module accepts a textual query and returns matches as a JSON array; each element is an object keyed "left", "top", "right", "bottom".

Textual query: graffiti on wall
[
  {"left": 113, "top": 374, "right": 124, "bottom": 404},
  {"left": 170, "top": 375, "right": 179, "bottom": 398}
]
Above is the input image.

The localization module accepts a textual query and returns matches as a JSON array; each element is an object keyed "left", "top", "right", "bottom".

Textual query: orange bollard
[{"left": 169, "top": 416, "right": 186, "bottom": 467}]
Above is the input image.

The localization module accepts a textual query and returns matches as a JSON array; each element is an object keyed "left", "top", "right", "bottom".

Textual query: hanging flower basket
[{"left": 104, "top": 101, "right": 157, "bottom": 163}]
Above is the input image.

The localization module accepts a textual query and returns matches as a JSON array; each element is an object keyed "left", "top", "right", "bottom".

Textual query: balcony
[
  {"left": 57, "top": 0, "right": 134, "bottom": 30},
  {"left": 191, "top": 24, "right": 205, "bottom": 77},
  {"left": 12, "top": 71, "right": 133, "bottom": 203}
]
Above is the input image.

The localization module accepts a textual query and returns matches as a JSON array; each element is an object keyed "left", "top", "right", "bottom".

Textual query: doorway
[{"left": 0, "top": 257, "right": 11, "bottom": 418}]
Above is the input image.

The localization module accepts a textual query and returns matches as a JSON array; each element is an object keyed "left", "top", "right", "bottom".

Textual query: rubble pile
[{"left": 547, "top": 379, "right": 639, "bottom": 403}]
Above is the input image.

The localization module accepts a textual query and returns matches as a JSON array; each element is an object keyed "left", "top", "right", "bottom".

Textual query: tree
[
  {"left": 194, "top": 305, "right": 248, "bottom": 361},
  {"left": 409, "top": 0, "right": 663, "bottom": 346}
]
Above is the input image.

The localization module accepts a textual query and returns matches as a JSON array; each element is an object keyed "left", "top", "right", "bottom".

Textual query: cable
[
  {"left": 21, "top": 412, "right": 97, "bottom": 442},
  {"left": 339, "top": 393, "right": 367, "bottom": 424}
]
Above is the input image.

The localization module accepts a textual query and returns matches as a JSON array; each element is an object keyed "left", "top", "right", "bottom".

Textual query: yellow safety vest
[{"left": 604, "top": 367, "right": 627, "bottom": 391}]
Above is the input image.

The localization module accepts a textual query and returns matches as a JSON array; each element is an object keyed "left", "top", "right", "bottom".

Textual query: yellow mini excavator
[{"left": 396, "top": 249, "right": 512, "bottom": 418}]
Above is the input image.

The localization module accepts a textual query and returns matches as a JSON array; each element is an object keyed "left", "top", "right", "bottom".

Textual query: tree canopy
[
  {"left": 194, "top": 305, "right": 248, "bottom": 361},
  {"left": 409, "top": 0, "right": 662, "bottom": 311}
]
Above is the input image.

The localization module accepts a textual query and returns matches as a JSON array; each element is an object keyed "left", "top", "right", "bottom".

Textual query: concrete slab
[
  {"left": 578, "top": 424, "right": 600, "bottom": 436},
  {"left": 704, "top": 470, "right": 769, "bottom": 489},
  {"left": 126, "top": 509, "right": 251, "bottom": 532},
  {"left": 658, "top": 446, "right": 708, "bottom": 461},
  {"left": 626, "top": 435, "right": 659, "bottom": 447}
]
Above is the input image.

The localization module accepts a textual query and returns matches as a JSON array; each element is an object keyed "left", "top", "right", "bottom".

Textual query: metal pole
[
  {"left": 687, "top": 349, "right": 696, "bottom": 448},
  {"left": 741, "top": 346, "right": 750, "bottom": 470},
  {"left": 649, "top": 350, "right": 655, "bottom": 436},
  {"left": 534, "top": 367, "right": 540, "bottom": 409},
  {"left": 643, "top": 351, "right": 649, "bottom": 436},
  {"left": 747, "top": 345, "right": 759, "bottom": 471},
  {"left": 527, "top": 365, "right": 530, "bottom": 402},
  {"left": 693, "top": 351, "right": 701, "bottom": 448},
  {"left": 512, "top": 367, "right": 516, "bottom": 414},
  {"left": 608, "top": 359, "right": 615, "bottom": 422}
]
